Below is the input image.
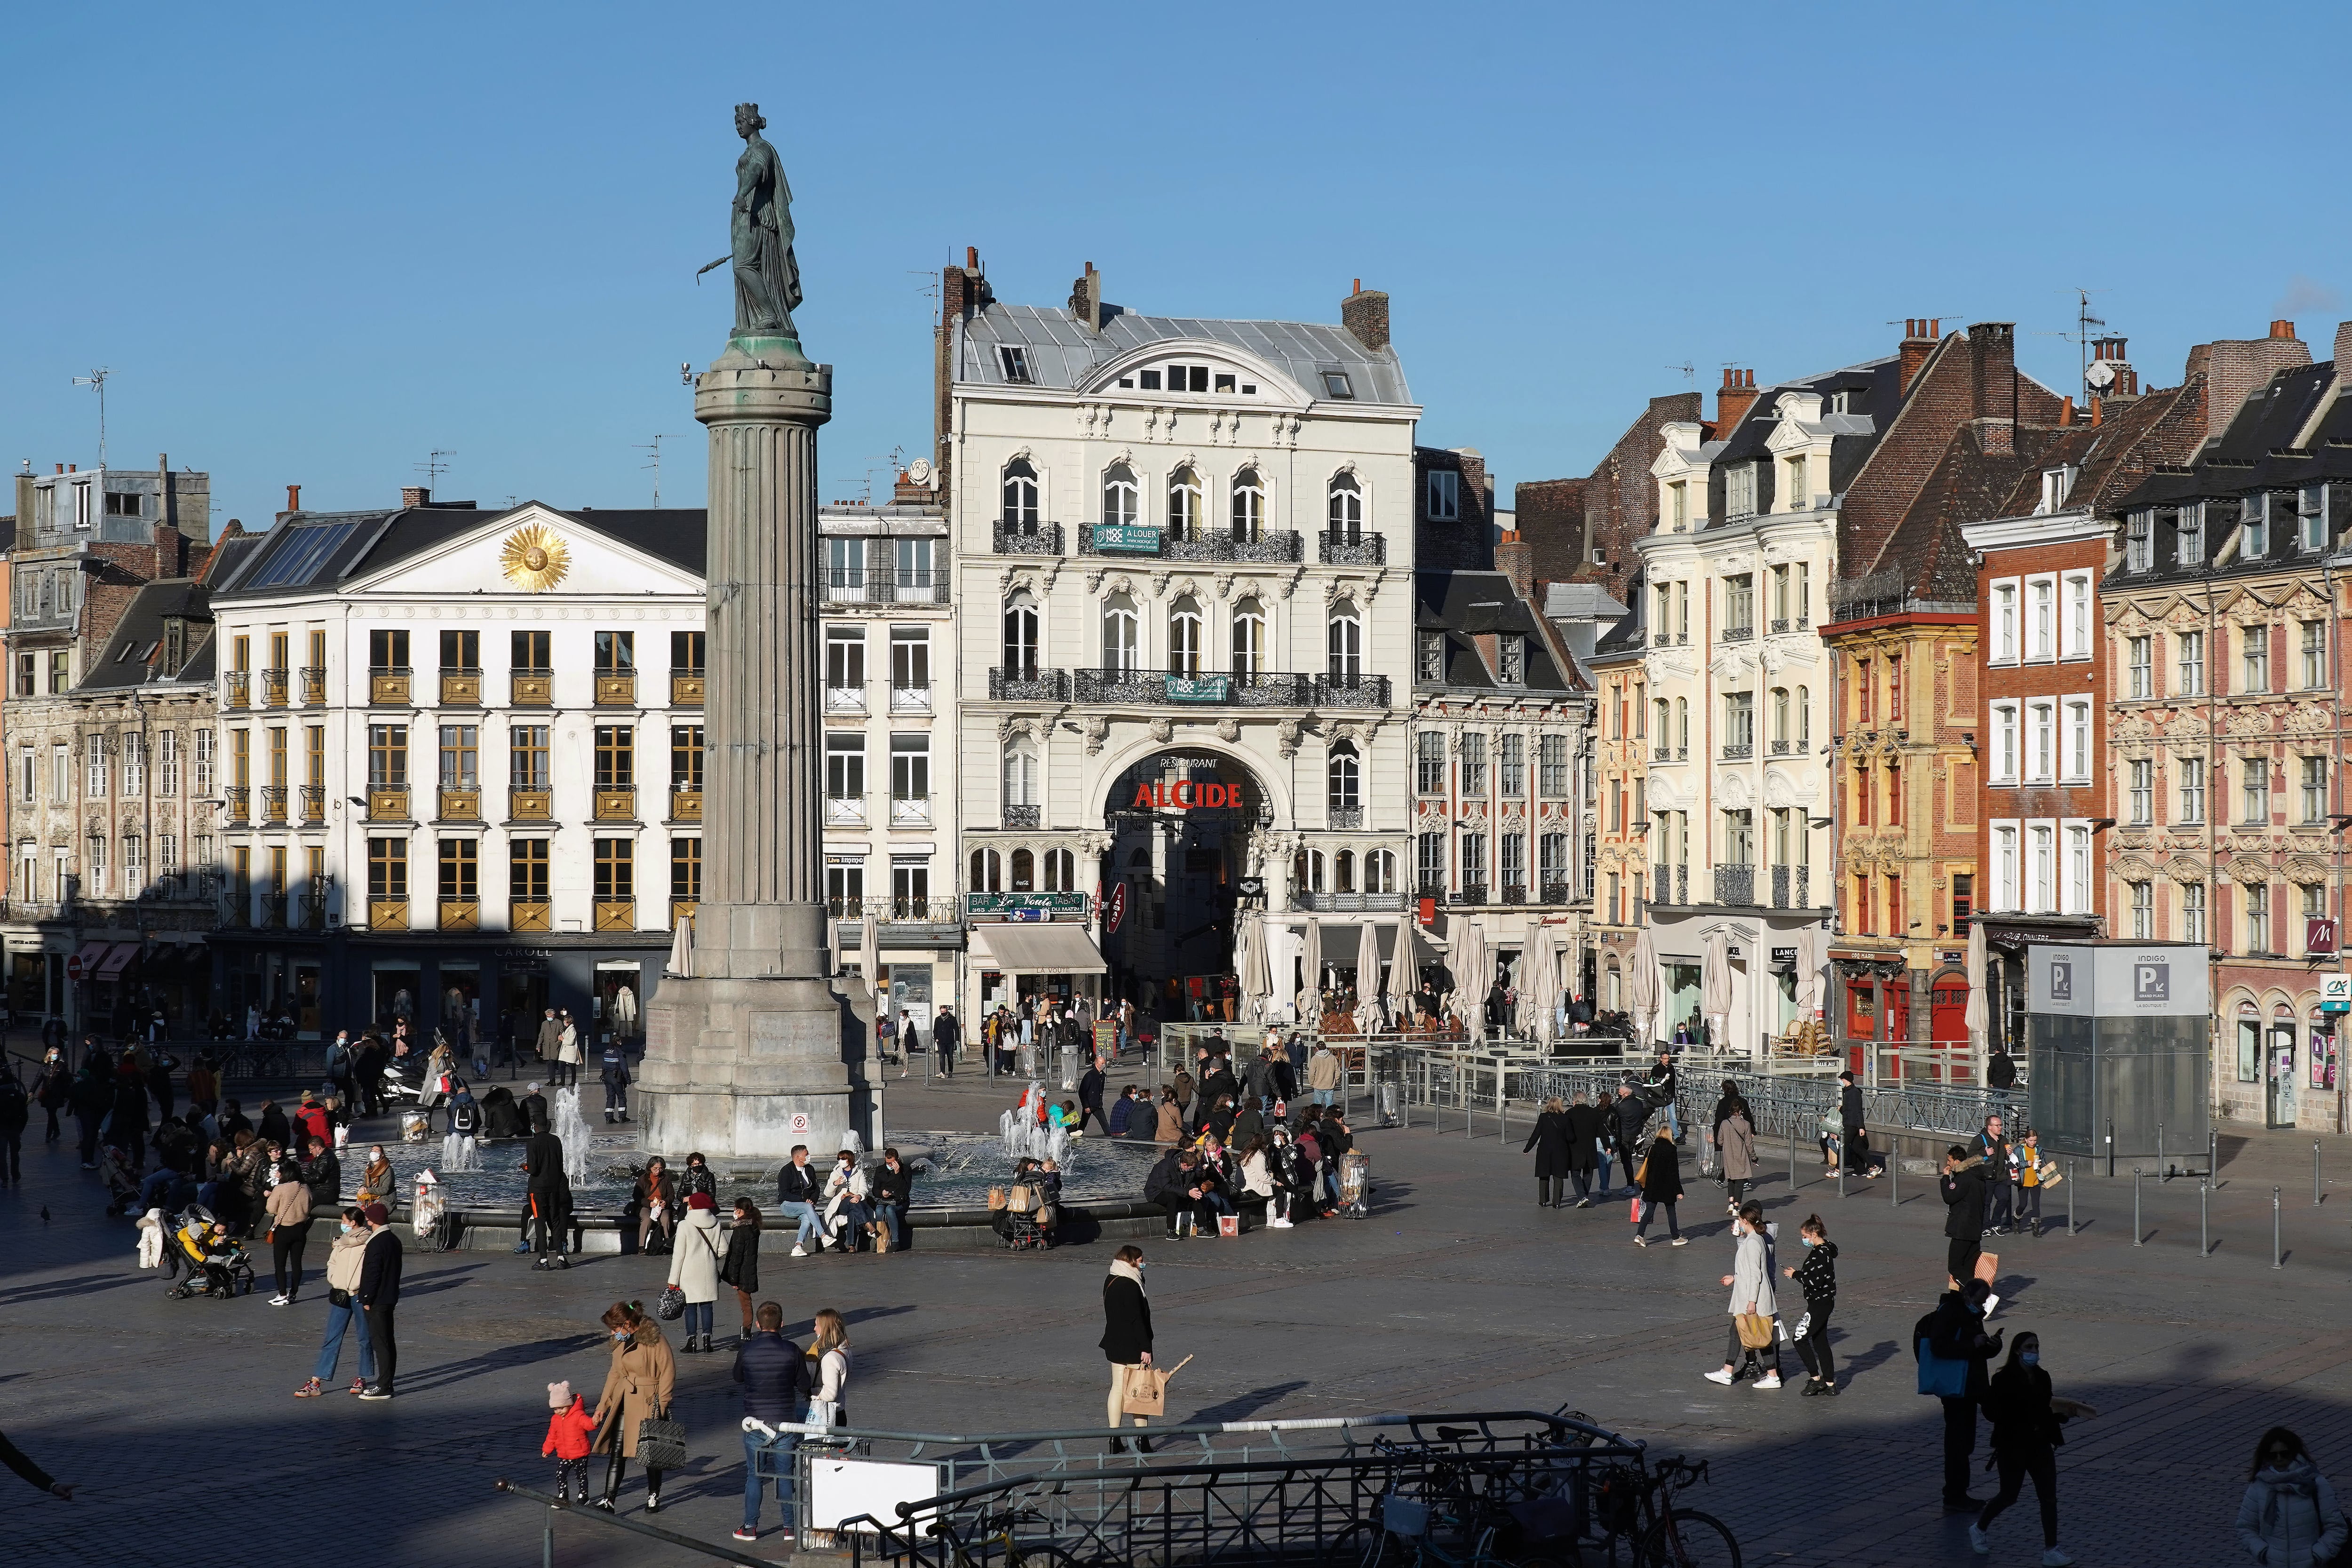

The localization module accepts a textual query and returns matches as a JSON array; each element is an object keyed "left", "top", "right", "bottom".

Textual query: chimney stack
[
  {"left": 1494, "top": 530, "right": 1535, "bottom": 606},
  {"left": 2335, "top": 321, "right": 2352, "bottom": 372},
  {"left": 1716, "top": 368, "right": 1760, "bottom": 430},
  {"left": 2272, "top": 319, "right": 2297, "bottom": 341},
  {"left": 1069, "top": 262, "right": 1102, "bottom": 334},
  {"left": 1342, "top": 281, "right": 1390, "bottom": 352},
  {"left": 286, "top": 484, "right": 301, "bottom": 513},
  {"left": 402, "top": 486, "right": 430, "bottom": 509},
  {"left": 2060, "top": 395, "right": 2075, "bottom": 427},
  {"left": 1898, "top": 318, "right": 1941, "bottom": 397}
]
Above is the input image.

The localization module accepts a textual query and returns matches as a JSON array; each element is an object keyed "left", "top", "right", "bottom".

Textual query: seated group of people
[{"left": 1144, "top": 1107, "right": 1353, "bottom": 1236}]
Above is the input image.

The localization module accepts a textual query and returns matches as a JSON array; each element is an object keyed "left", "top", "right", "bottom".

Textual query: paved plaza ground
[{"left": 6, "top": 1057, "right": 2352, "bottom": 1567}]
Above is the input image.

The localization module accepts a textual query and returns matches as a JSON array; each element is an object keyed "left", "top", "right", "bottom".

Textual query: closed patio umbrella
[
  {"left": 860, "top": 900, "right": 882, "bottom": 1003},
  {"left": 1236, "top": 914, "right": 1270, "bottom": 1023},
  {"left": 1627, "top": 928, "right": 1660, "bottom": 1050},
  {"left": 1386, "top": 919, "right": 1418, "bottom": 1030},
  {"left": 1518, "top": 927, "right": 1557, "bottom": 1043},
  {"left": 1450, "top": 919, "right": 1487, "bottom": 1033},
  {"left": 1354, "top": 920, "right": 1384, "bottom": 1031},
  {"left": 667, "top": 909, "right": 695, "bottom": 979},
  {"left": 1963, "top": 918, "right": 1988, "bottom": 1060},
  {"left": 1701, "top": 928, "right": 1732, "bottom": 1053},
  {"left": 1298, "top": 917, "right": 1323, "bottom": 1022}
]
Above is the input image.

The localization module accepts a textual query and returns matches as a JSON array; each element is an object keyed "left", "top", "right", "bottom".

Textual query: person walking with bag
[
  {"left": 1704, "top": 1201, "right": 1782, "bottom": 1388},
  {"left": 591, "top": 1300, "right": 678, "bottom": 1513},
  {"left": 1971, "top": 1331, "right": 2090, "bottom": 1565},
  {"left": 1941, "top": 1144, "right": 1999, "bottom": 1313},
  {"left": 264, "top": 1157, "right": 315, "bottom": 1305},
  {"left": 1717, "top": 1098, "right": 1759, "bottom": 1214},
  {"left": 1631, "top": 1127, "right": 1687, "bottom": 1246},
  {"left": 1100, "top": 1244, "right": 1154, "bottom": 1453},
  {"left": 294, "top": 1206, "right": 376, "bottom": 1398},
  {"left": 1783, "top": 1214, "right": 1840, "bottom": 1395},
  {"left": 2237, "top": 1428, "right": 2347, "bottom": 1568},
  {"left": 1918, "top": 1278, "right": 2003, "bottom": 1512},
  {"left": 1522, "top": 1096, "right": 1573, "bottom": 1209},
  {"left": 667, "top": 1191, "right": 724, "bottom": 1354},
  {"left": 721, "top": 1199, "right": 762, "bottom": 1342}
]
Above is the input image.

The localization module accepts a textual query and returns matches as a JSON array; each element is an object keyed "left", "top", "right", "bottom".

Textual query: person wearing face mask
[
  {"left": 1781, "top": 1214, "right": 1840, "bottom": 1395},
  {"left": 294, "top": 1206, "right": 377, "bottom": 1398},
  {"left": 2238, "top": 1428, "right": 2347, "bottom": 1568},
  {"left": 1918, "top": 1278, "right": 2004, "bottom": 1512},
  {"left": 357, "top": 1145, "right": 398, "bottom": 1208},
  {"left": 1971, "top": 1331, "right": 2092, "bottom": 1565},
  {"left": 591, "top": 1300, "right": 677, "bottom": 1513},
  {"left": 1100, "top": 1244, "right": 1154, "bottom": 1454},
  {"left": 1705, "top": 1201, "right": 1781, "bottom": 1389}
]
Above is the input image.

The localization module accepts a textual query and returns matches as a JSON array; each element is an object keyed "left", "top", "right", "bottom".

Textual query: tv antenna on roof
[
  {"left": 416, "top": 449, "right": 454, "bottom": 489},
  {"left": 1665, "top": 361, "right": 1695, "bottom": 387},
  {"left": 72, "top": 369, "right": 111, "bottom": 468},
  {"left": 638, "top": 434, "right": 689, "bottom": 509}
]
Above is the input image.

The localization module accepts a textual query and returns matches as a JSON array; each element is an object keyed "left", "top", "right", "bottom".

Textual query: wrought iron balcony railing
[
  {"left": 1318, "top": 531, "right": 1386, "bottom": 565},
  {"left": 992, "top": 521, "right": 1063, "bottom": 555}
]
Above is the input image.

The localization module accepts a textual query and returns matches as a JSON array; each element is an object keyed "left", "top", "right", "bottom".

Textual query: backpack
[{"left": 1915, "top": 1308, "right": 1968, "bottom": 1397}]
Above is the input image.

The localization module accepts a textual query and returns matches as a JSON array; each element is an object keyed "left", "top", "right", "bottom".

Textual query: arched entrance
[{"left": 1101, "top": 750, "right": 1269, "bottom": 1020}]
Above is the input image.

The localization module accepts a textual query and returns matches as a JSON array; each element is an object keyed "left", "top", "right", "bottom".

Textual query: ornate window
[
  {"left": 1168, "top": 597, "right": 1203, "bottom": 677},
  {"left": 1043, "top": 848, "right": 1075, "bottom": 891},
  {"left": 1104, "top": 593, "right": 1140, "bottom": 672},
  {"left": 1167, "top": 466, "right": 1203, "bottom": 541},
  {"left": 1328, "top": 741, "right": 1361, "bottom": 813},
  {"left": 968, "top": 847, "right": 1002, "bottom": 892},
  {"left": 1230, "top": 597, "right": 1265, "bottom": 675},
  {"left": 1327, "top": 474, "right": 1364, "bottom": 540},
  {"left": 1001, "top": 459, "right": 1040, "bottom": 527},
  {"left": 1103, "top": 463, "right": 1139, "bottom": 527},
  {"left": 1001, "top": 591, "right": 1039, "bottom": 677},
  {"left": 1010, "top": 848, "right": 1035, "bottom": 892},
  {"left": 1231, "top": 468, "right": 1264, "bottom": 542},
  {"left": 1003, "top": 746, "right": 1037, "bottom": 808},
  {"left": 1326, "top": 600, "right": 1363, "bottom": 678}
]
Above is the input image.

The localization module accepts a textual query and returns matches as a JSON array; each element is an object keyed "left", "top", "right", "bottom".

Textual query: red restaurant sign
[
  {"left": 1131, "top": 780, "right": 1241, "bottom": 810},
  {"left": 1105, "top": 882, "right": 1128, "bottom": 935}
]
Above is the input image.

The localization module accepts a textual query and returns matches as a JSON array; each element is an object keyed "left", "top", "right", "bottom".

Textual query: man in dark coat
[
  {"left": 1076, "top": 1063, "right": 1108, "bottom": 1136},
  {"left": 1838, "top": 1070, "right": 1866, "bottom": 1170},
  {"left": 357, "top": 1202, "right": 404, "bottom": 1399},
  {"left": 599, "top": 1041, "right": 632, "bottom": 1124},
  {"left": 1940, "top": 1144, "right": 1990, "bottom": 1295},
  {"left": 1607, "top": 1083, "right": 1650, "bottom": 1198},
  {"left": 734, "top": 1301, "right": 813, "bottom": 1537},
  {"left": 1145, "top": 1149, "right": 1211, "bottom": 1237},
  {"left": 524, "top": 1114, "right": 572, "bottom": 1269},
  {"left": 1521, "top": 1100, "right": 1572, "bottom": 1208},
  {"left": 1632, "top": 1129, "right": 1686, "bottom": 1244},
  {"left": 933, "top": 1006, "right": 959, "bottom": 1078},
  {"left": 1919, "top": 1279, "right": 2003, "bottom": 1510},
  {"left": 1562, "top": 1092, "right": 1608, "bottom": 1207}
]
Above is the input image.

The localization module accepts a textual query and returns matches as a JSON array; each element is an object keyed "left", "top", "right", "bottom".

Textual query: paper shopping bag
[{"left": 1121, "top": 1354, "right": 1193, "bottom": 1417}]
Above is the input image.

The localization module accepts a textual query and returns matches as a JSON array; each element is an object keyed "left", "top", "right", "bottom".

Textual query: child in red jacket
[{"left": 543, "top": 1380, "right": 596, "bottom": 1503}]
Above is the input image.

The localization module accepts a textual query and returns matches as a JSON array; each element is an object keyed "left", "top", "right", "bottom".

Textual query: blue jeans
[
  {"left": 686, "top": 1299, "right": 714, "bottom": 1338},
  {"left": 875, "top": 1202, "right": 906, "bottom": 1251},
  {"left": 778, "top": 1200, "right": 819, "bottom": 1246},
  {"left": 1312, "top": 1090, "right": 1335, "bottom": 1108},
  {"left": 313, "top": 1297, "right": 377, "bottom": 1383},
  {"left": 743, "top": 1422, "right": 801, "bottom": 1530}
]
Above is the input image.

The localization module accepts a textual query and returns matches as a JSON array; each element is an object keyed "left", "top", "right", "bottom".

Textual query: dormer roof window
[
  {"left": 998, "top": 345, "right": 1032, "bottom": 383},
  {"left": 2038, "top": 465, "right": 2077, "bottom": 514},
  {"left": 1320, "top": 371, "right": 1355, "bottom": 399}
]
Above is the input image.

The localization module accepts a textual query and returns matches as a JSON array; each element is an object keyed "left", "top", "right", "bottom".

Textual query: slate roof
[
  {"left": 1703, "top": 357, "right": 1904, "bottom": 527},
  {"left": 2120, "top": 360, "right": 2349, "bottom": 511},
  {"left": 211, "top": 505, "right": 707, "bottom": 599},
  {"left": 958, "top": 302, "right": 1410, "bottom": 405},
  {"left": 1414, "top": 571, "right": 1577, "bottom": 692},
  {"left": 79, "top": 578, "right": 216, "bottom": 691}
]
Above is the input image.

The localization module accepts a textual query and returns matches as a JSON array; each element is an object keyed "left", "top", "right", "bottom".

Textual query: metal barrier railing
[{"left": 789, "top": 1408, "right": 1654, "bottom": 1567}]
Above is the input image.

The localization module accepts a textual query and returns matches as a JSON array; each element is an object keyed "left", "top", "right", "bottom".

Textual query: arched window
[
  {"left": 1327, "top": 740, "right": 1361, "bottom": 813},
  {"left": 1232, "top": 468, "right": 1264, "bottom": 542},
  {"left": 1365, "top": 848, "right": 1397, "bottom": 893},
  {"left": 1168, "top": 596, "right": 1203, "bottom": 677},
  {"left": 1002, "top": 746, "right": 1037, "bottom": 808},
  {"left": 1103, "top": 463, "right": 1139, "bottom": 527},
  {"left": 969, "top": 848, "right": 1001, "bottom": 892},
  {"left": 1675, "top": 696, "right": 1690, "bottom": 751},
  {"left": 1001, "top": 459, "right": 1039, "bottom": 528},
  {"left": 1771, "top": 687, "right": 1789, "bottom": 747},
  {"left": 1001, "top": 591, "right": 1039, "bottom": 678},
  {"left": 1335, "top": 849, "right": 1357, "bottom": 893},
  {"left": 1231, "top": 597, "right": 1266, "bottom": 675},
  {"left": 1327, "top": 473, "right": 1364, "bottom": 541},
  {"left": 1605, "top": 957, "right": 1622, "bottom": 1011},
  {"left": 1167, "top": 466, "right": 1203, "bottom": 541},
  {"left": 1327, "top": 600, "right": 1363, "bottom": 679},
  {"left": 1103, "top": 593, "right": 1140, "bottom": 673},
  {"left": 1127, "top": 847, "right": 1149, "bottom": 868},
  {"left": 1044, "top": 847, "right": 1075, "bottom": 891},
  {"left": 1009, "top": 848, "right": 1035, "bottom": 892},
  {"left": 1301, "top": 849, "right": 1327, "bottom": 892},
  {"left": 1796, "top": 685, "right": 1811, "bottom": 745}
]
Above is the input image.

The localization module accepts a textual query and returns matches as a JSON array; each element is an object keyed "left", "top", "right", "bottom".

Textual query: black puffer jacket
[{"left": 1790, "top": 1238, "right": 1838, "bottom": 1311}]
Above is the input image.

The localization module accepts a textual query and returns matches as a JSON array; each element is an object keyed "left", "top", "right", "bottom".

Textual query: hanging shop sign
[
  {"left": 2309, "top": 917, "right": 2339, "bottom": 959},
  {"left": 1130, "top": 779, "right": 1245, "bottom": 811},
  {"left": 1167, "top": 675, "right": 1231, "bottom": 703},
  {"left": 2321, "top": 972, "right": 2351, "bottom": 1014},
  {"left": 1092, "top": 524, "right": 1162, "bottom": 554},
  {"left": 1104, "top": 883, "right": 1128, "bottom": 935}
]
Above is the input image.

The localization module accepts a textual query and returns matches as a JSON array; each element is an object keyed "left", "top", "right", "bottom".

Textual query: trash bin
[{"left": 1340, "top": 1149, "right": 1371, "bottom": 1217}]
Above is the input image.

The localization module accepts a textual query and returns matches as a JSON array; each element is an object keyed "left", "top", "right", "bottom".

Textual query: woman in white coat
[
  {"left": 2239, "top": 1428, "right": 2346, "bottom": 1568},
  {"left": 819, "top": 1150, "right": 871, "bottom": 1252},
  {"left": 555, "top": 1011, "right": 584, "bottom": 1088},
  {"left": 1704, "top": 1201, "right": 1782, "bottom": 1389},
  {"left": 667, "top": 1191, "right": 724, "bottom": 1356}
]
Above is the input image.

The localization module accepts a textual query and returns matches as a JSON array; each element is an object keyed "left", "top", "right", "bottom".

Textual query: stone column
[{"left": 640, "top": 333, "right": 875, "bottom": 1162}]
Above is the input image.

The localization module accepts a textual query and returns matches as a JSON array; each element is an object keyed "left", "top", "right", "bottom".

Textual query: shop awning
[
  {"left": 95, "top": 943, "right": 141, "bottom": 979},
  {"left": 968, "top": 923, "right": 1107, "bottom": 976},
  {"left": 68, "top": 940, "right": 110, "bottom": 975}
]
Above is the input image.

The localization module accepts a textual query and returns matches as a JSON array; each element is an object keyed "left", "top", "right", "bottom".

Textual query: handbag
[
  {"left": 1735, "top": 1313, "right": 1775, "bottom": 1350},
  {"left": 636, "top": 1412, "right": 686, "bottom": 1472},
  {"left": 655, "top": 1284, "right": 685, "bottom": 1321},
  {"left": 806, "top": 1399, "right": 840, "bottom": 1430},
  {"left": 327, "top": 1286, "right": 351, "bottom": 1307}
]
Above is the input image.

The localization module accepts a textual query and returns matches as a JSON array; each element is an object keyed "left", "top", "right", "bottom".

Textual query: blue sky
[{"left": 8, "top": 1, "right": 2350, "bottom": 532}]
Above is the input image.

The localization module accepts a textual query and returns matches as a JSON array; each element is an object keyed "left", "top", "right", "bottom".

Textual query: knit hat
[
  {"left": 548, "top": 1380, "right": 574, "bottom": 1409},
  {"left": 361, "top": 1202, "right": 389, "bottom": 1225},
  {"left": 687, "top": 1191, "right": 716, "bottom": 1210}
]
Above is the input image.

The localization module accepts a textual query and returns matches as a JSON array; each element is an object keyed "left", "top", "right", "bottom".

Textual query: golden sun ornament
[{"left": 499, "top": 523, "right": 571, "bottom": 592}]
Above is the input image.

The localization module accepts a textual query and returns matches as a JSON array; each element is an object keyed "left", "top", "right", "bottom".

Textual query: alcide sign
[{"left": 1132, "top": 779, "right": 1243, "bottom": 810}]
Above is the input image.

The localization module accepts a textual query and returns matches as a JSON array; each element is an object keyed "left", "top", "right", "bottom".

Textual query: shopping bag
[
  {"left": 1974, "top": 1250, "right": 2000, "bottom": 1285},
  {"left": 1735, "top": 1313, "right": 1775, "bottom": 1350},
  {"left": 1216, "top": 1213, "right": 1239, "bottom": 1238},
  {"left": 1121, "top": 1355, "right": 1193, "bottom": 1417}
]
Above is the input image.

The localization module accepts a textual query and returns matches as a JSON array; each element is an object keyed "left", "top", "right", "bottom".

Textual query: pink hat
[
  {"left": 687, "top": 1191, "right": 717, "bottom": 1211},
  {"left": 548, "top": 1380, "right": 574, "bottom": 1409}
]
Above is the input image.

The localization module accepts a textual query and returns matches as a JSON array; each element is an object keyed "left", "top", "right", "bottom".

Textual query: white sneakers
[
  {"left": 1753, "top": 1373, "right": 1782, "bottom": 1389},
  {"left": 1702, "top": 1368, "right": 1735, "bottom": 1385},
  {"left": 1670, "top": 1236, "right": 1690, "bottom": 1246},
  {"left": 789, "top": 1243, "right": 808, "bottom": 1258},
  {"left": 1969, "top": 1524, "right": 1991, "bottom": 1554},
  {"left": 1269, "top": 1217, "right": 1293, "bottom": 1228}
]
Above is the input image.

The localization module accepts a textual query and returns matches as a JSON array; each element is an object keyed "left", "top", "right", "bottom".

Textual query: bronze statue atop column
[{"left": 698, "top": 102, "right": 803, "bottom": 340}]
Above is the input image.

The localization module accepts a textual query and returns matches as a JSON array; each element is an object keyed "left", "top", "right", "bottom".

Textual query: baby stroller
[
  {"left": 97, "top": 1145, "right": 145, "bottom": 1218},
  {"left": 165, "top": 1205, "right": 257, "bottom": 1300}
]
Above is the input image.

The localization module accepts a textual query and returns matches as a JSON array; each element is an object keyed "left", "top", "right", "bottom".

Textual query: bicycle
[
  {"left": 1322, "top": 1438, "right": 1561, "bottom": 1568},
  {"left": 929, "top": 1498, "right": 1083, "bottom": 1568},
  {"left": 1590, "top": 1456, "right": 1738, "bottom": 1568}
]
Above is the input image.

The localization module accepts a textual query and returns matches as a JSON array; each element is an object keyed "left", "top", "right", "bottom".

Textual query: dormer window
[
  {"left": 2038, "top": 465, "right": 2077, "bottom": 514},
  {"left": 104, "top": 491, "right": 143, "bottom": 517},
  {"left": 1320, "top": 371, "right": 1355, "bottom": 399},
  {"left": 2241, "top": 494, "right": 2268, "bottom": 559},
  {"left": 1417, "top": 632, "right": 1445, "bottom": 682},
  {"left": 162, "top": 619, "right": 187, "bottom": 677},
  {"left": 2301, "top": 485, "right": 2328, "bottom": 551},
  {"left": 1783, "top": 455, "right": 1810, "bottom": 511},
  {"left": 1163, "top": 365, "right": 1209, "bottom": 393},
  {"left": 1725, "top": 463, "right": 1756, "bottom": 518},
  {"left": 1139, "top": 371, "right": 1160, "bottom": 390},
  {"left": 1666, "top": 480, "right": 1689, "bottom": 532},
  {"left": 1497, "top": 637, "right": 1526, "bottom": 685},
  {"left": 997, "top": 346, "right": 1031, "bottom": 383}
]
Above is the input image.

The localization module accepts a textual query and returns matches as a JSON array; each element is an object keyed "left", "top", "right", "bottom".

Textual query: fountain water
[
  {"left": 439, "top": 1132, "right": 481, "bottom": 1172},
  {"left": 552, "top": 1087, "right": 595, "bottom": 1187},
  {"left": 997, "top": 1081, "right": 1073, "bottom": 1165}
]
